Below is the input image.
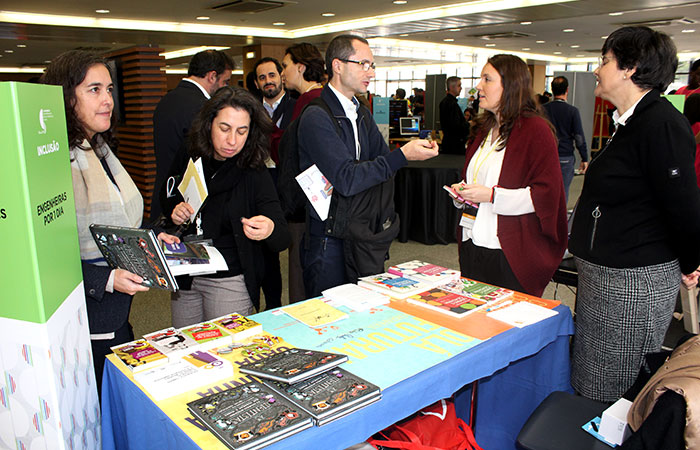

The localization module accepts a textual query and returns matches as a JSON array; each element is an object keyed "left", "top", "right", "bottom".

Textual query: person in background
[
  {"left": 245, "top": 71, "right": 263, "bottom": 101},
  {"left": 450, "top": 54, "right": 567, "bottom": 297},
  {"left": 439, "top": 76, "right": 470, "bottom": 155},
  {"left": 685, "top": 93, "right": 700, "bottom": 187},
  {"left": 253, "top": 56, "right": 296, "bottom": 310},
  {"left": 569, "top": 26, "right": 700, "bottom": 402},
  {"left": 280, "top": 42, "right": 326, "bottom": 303},
  {"left": 543, "top": 76, "right": 589, "bottom": 202},
  {"left": 162, "top": 87, "right": 290, "bottom": 327},
  {"left": 40, "top": 50, "right": 179, "bottom": 391},
  {"left": 152, "top": 50, "right": 233, "bottom": 220},
  {"left": 676, "top": 59, "right": 700, "bottom": 97}
]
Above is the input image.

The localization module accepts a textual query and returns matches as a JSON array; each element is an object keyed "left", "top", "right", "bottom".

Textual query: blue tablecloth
[{"left": 102, "top": 304, "right": 573, "bottom": 450}]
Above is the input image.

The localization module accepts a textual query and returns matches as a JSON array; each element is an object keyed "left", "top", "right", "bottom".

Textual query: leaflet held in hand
[
  {"left": 178, "top": 157, "right": 208, "bottom": 222},
  {"left": 295, "top": 164, "right": 333, "bottom": 221}
]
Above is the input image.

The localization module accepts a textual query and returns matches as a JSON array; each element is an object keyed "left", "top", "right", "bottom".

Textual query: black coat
[
  {"left": 439, "top": 93, "right": 469, "bottom": 155},
  {"left": 152, "top": 80, "right": 208, "bottom": 220},
  {"left": 569, "top": 90, "right": 700, "bottom": 273},
  {"left": 162, "top": 150, "right": 290, "bottom": 310}
]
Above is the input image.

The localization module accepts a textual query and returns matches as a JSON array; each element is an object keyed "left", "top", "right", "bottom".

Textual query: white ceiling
[{"left": 0, "top": 0, "right": 698, "bottom": 69}]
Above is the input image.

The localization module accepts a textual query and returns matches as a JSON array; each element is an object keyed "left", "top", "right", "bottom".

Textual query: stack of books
[
  {"left": 406, "top": 279, "right": 514, "bottom": 318},
  {"left": 238, "top": 348, "right": 382, "bottom": 426},
  {"left": 358, "top": 260, "right": 460, "bottom": 299}
]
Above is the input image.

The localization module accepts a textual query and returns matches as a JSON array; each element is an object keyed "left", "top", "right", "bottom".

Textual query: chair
[{"left": 679, "top": 285, "right": 699, "bottom": 334}]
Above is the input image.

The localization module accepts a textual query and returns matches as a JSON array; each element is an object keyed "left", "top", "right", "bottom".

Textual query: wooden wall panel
[{"left": 105, "top": 46, "right": 165, "bottom": 219}]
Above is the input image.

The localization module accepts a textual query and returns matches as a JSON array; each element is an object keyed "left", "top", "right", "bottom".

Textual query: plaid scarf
[{"left": 71, "top": 138, "right": 143, "bottom": 265}]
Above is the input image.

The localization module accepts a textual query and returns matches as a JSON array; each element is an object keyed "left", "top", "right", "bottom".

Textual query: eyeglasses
[{"left": 339, "top": 58, "right": 376, "bottom": 71}]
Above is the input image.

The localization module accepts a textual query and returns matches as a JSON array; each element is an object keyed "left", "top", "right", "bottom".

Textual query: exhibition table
[
  {"left": 101, "top": 303, "right": 573, "bottom": 450},
  {"left": 394, "top": 154, "right": 465, "bottom": 244}
]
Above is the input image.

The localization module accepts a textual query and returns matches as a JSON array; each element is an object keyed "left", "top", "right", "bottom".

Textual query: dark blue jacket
[
  {"left": 543, "top": 99, "right": 588, "bottom": 161},
  {"left": 297, "top": 85, "right": 406, "bottom": 221}
]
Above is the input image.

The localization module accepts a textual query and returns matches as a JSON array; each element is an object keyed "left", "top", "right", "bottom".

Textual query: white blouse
[{"left": 460, "top": 129, "right": 536, "bottom": 248}]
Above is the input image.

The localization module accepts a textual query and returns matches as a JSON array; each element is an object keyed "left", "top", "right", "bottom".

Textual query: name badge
[{"left": 459, "top": 203, "right": 479, "bottom": 231}]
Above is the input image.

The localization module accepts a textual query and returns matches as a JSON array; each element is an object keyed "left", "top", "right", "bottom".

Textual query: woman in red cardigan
[{"left": 450, "top": 54, "right": 567, "bottom": 296}]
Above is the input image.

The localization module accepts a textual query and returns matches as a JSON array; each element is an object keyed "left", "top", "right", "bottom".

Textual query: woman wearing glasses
[
  {"left": 450, "top": 54, "right": 567, "bottom": 297},
  {"left": 569, "top": 26, "right": 700, "bottom": 402}
]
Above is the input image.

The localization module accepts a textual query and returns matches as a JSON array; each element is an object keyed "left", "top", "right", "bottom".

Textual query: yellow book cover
[{"left": 281, "top": 298, "right": 348, "bottom": 327}]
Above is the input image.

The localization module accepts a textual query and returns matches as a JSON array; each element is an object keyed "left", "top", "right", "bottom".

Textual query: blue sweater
[
  {"left": 543, "top": 99, "right": 588, "bottom": 161},
  {"left": 298, "top": 86, "right": 407, "bottom": 220}
]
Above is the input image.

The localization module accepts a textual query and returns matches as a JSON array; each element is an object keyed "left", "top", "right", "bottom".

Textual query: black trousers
[
  {"left": 91, "top": 320, "right": 134, "bottom": 397},
  {"left": 458, "top": 239, "right": 525, "bottom": 293}
]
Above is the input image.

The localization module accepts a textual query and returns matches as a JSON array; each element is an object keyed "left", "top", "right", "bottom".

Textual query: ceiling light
[
  {"left": 160, "top": 46, "right": 231, "bottom": 59},
  {"left": 95, "top": 9, "right": 110, "bottom": 14},
  {"left": 16, "top": 44, "right": 26, "bottom": 48},
  {"left": 273, "top": 22, "right": 285, "bottom": 26},
  {"left": 321, "top": 12, "right": 335, "bottom": 17},
  {"left": 451, "top": 28, "right": 461, "bottom": 32},
  {"left": 553, "top": 51, "right": 562, "bottom": 54},
  {"left": 393, "top": 0, "right": 408, "bottom": 3},
  {"left": 522, "top": 47, "right": 530, "bottom": 50},
  {"left": 571, "top": 44, "right": 580, "bottom": 48},
  {"left": 562, "top": 28, "right": 574, "bottom": 32},
  {"left": 399, "top": 34, "right": 409, "bottom": 37},
  {"left": 4, "top": 50, "right": 14, "bottom": 53},
  {"left": 444, "top": 38, "right": 454, "bottom": 42},
  {"left": 536, "top": 40, "right": 545, "bottom": 43},
  {"left": 485, "top": 43, "right": 496, "bottom": 47},
  {"left": 246, "top": 51, "right": 256, "bottom": 59},
  {"left": 520, "top": 21, "right": 532, "bottom": 25},
  {"left": 608, "top": 12, "right": 623, "bottom": 16},
  {"left": 601, "top": 35, "right": 608, "bottom": 39},
  {"left": 576, "top": 54, "right": 584, "bottom": 57},
  {"left": 196, "top": 16, "right": 210, "bottom": 21},
  {"left": 0, "top": 67, "right": 45, "bottom": 73},
  {"left": 681, "top": 29, "right": 695, "bottom": 33}
]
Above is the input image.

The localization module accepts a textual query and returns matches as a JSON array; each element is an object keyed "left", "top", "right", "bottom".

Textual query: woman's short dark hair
[
  {"left": 470, "top": 54, "right": 553, "bottom": 148},
  {"left": 187, "top": 87, "right": 272, "bottom": 169},
  {"left": 39, "top": 50, "right": 116, "bottom": 150},
  {"left": 325, "top": 34, "right": 368, "bottom": 79},
  {"left": 285, "top": 42, "right": 325, "bottom": 83},
  {"left": 602, "top": 26, "right": 677, "bottom": 92},
  {"left": 684, "top": 93, "right": 700, "bottom": 125}
]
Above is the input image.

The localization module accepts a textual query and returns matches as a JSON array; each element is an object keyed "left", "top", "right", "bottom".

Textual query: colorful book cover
[
  {"left": 263, "top": 367, "right": 381, "bottom": 426},
  {"left": 439, "top": 278, "right": 514, "bottom": 302},
  {"left": 406, "top": 288, "right": 488, "bottom": 318},
  {"left": 387, "top": 260, "right": 460, "bottom": 284},
  {"left": 357, "top": 273, "right": 434, "bottom": 299},
  {"left": 187, "top": 381, "right": 313, "bottom": 450},
  {"left": 179, "top": 321, "right": 233, "bottom": 351},
  {"left": 110, "top": 339, "right": 168, "bottom": 373},
  {"left": 238, "top": 348, "right": 349, "bottom": 384},
  {"left": 212, "top": 313, "right": 263, "bottom": 342},
  {"left": 136, "top": 351, "right": 233, "bottom": 400},
  {"left": 143, "top": 327, "right": 200, "bottom": 360}
]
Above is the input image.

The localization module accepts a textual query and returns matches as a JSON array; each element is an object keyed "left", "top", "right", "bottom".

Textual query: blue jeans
[
  {"left": 559, "top": 156, "right": 575, "bottom": 203},
  {"left": 301, "top": 233, "right": 348, "bottom": 299}
]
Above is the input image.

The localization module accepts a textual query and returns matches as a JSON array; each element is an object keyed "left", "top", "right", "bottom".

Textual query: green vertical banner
[
  {"left": 0, "top": 82, "right": 82, "bottom": 322},
  {"left": 0, "top": 82, "right": 99, "bottom": 449}
]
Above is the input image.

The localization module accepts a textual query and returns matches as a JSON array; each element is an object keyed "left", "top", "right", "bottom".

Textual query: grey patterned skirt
[{"left": 571, "top": 257, "right": 680, "bottom": 402}]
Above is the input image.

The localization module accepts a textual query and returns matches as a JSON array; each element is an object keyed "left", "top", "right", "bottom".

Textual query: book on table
[
  {"left": 143, "top": 327, "right": 201, "bottom": 360},
  {"left": 406, "top": 288, "right": 490, "bottom": 318},
  {"left": 110, "top": 339, "right": 168, "bottom": 376},
  {"left": 211, "top": 313, "right": 263, "bottom": 342},
  {"left": 387, "top": 260, "right": 460, "bottom": 285},
  {"left": 179, "top": 321, "right": 233, "bottom": 351},
  {"left": 136, "top": 350, "right": 233, "bottom": 401},
  {"left": 357, "top": 272, "right": 436, "bottom": 299},
  {"left": 438, "top": 278, "right": 514, "bottom": 302},
  {"left": 238, "top": 348, "right": 349, "bottom": 384},
  {"left": 89, "top": 224, "right": 178, "bottom": 291},
  {"left": 262, "top": 367, "right": 381, "bottom": 426},
  {"left": 187, "top": 381, "right": 313, "bottom": 450}
]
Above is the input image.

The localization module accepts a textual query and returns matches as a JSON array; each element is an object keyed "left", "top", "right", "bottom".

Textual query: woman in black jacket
[
  {"left": 569, "top": 26, "right": 700, "bottom": 402},
  {"left": 163, "top": 87, "right": 290, "bottom": 327}
]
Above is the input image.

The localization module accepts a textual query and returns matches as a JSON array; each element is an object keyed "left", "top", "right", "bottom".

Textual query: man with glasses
[{"left": 297, "top": 34, "right": 439, "bottom": 297}]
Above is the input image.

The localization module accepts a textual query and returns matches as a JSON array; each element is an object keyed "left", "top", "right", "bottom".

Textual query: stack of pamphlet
[
  {"left": 238, "top": 348, "right": 381, "bottom": 426},
  {"left": 187, "top": 381, "right": 314, "bottom": 450},
  {"left": 405, "top": 278, "right": 514, "bottom": 318},
  {"left": 358, "top": 261, "right": 461, "bottom": 299}
]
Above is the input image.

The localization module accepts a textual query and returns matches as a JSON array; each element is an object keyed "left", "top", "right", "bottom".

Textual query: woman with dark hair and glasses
[
  {"left": 449, "top": 54, "right": 567, "bottom": 298},
  {"left": 40, "top": 50, "right": 179, "bottom": 390},
  {"left": 569, "top": 26, "right": 700, "bottom": 402},
  {"left": 162, "top": 87, "right": 290, "bottom": 327}
]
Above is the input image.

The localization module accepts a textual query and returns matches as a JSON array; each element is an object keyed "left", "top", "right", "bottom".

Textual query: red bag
[{"left": 367, "top": 399, "right": 484, "bottom": 450}]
